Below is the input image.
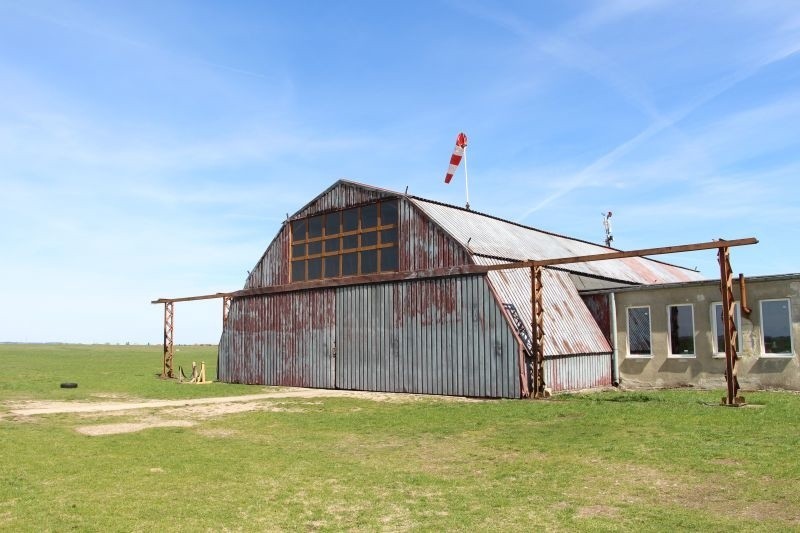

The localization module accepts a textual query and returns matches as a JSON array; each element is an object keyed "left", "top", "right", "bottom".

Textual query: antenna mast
[{"left": 602, "top": 211, "right": 613, "bottom": 247}]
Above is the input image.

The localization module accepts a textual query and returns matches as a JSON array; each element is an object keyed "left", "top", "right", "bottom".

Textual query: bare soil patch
[
  {"left": 3, "top": 388, "right": 472, "bottom": 437},
  {"left": 576, "top": 505, "right": 620, "bottom": 519},
  {"left": 76, "top": 419, "right": 195, "bottom": 436},
  {"left": 4, "top": 387, "right": 472, "bottom": 417}
]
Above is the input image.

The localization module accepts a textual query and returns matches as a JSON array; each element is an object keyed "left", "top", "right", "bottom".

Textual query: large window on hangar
[{"left": 290, "top": 200, "right": 399, "bottom": 282}]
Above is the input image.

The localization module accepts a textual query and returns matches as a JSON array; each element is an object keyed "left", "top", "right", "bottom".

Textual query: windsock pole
[{"left": 464, "top": 144, "right": 470, "bottom": 210}]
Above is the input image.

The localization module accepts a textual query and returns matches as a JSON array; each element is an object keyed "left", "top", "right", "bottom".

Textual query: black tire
[{"left": 60, "top": 382, "right": 78, "bottom": 389}]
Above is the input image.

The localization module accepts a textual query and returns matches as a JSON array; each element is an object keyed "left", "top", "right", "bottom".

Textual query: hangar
[{"left": 210, "top": 180, "right": 714, "bottom": 398}]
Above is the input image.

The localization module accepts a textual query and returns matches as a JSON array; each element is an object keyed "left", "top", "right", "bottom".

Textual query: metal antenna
[{"left": 602, "top": 211, "right": 613, "bottom": 247}]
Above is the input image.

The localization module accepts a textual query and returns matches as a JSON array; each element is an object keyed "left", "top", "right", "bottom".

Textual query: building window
[
  {"left": 668, "top": 304, "right": 695, "bottom": 357},
  {"left": 761, "top": 299, "right": 793, "bottom": 356},
  {"left": 290, "top": 200, "right": 400, "bottom": 282},
  {"left": 711, "top": 302, "right": 742, "bottom": 357},
  {"left": 626, "top": 307, "right": 652, "bottom": 357}
]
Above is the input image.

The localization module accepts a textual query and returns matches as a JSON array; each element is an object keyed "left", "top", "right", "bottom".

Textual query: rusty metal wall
[
  {"left": 244, "top": 227, "right": 290, "bottom": 289},
  {"left": 398, "top": 199, "right": 472, "bottom": 271},
  {"left": 544, "top": 353, "right": 612, "bottom": 391},
  {"left": 336, "top": 275, "right": 522, "bottom": 398},
  {"left": 218, "top": 289, "right": 336, "bottom": 387},
  {"left": 243, "top": 192, "right": 472, "bottom": 291}
]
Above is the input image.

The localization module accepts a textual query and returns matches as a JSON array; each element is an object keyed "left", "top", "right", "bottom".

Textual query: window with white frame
[
  {"left": 668, "top": 304, "right": 695, "bottom": 356},
  {"left": 761, "top": 299, "right": 793, "bottom": 356},
  {"left": 711, "top": 302, "right": 742, "bottom": 356},
  {"left": 627, "top": 306, "right": 652, "bottom": 356}
]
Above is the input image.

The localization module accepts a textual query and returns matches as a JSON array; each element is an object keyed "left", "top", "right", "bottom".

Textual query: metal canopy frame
[{"left": 153, "top": 237, "right": 757, "bottom": 404}]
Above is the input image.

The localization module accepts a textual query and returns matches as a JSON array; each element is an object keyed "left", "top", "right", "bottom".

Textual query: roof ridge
[{"left": 409, "top": 195, "right": 698, "bottom": 273}]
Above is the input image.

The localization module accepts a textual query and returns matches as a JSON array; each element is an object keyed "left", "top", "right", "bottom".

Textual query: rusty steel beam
[
  {"left": 530, "top": 264, "right": 546, "bottom": 398},
  {"left": 161, "top": 302, "right": 175, "bottom": 379},
  {"left": 152, "top": 265, "right": 490, "bottom": 304},
  {"left": 718, "top": 247, "right": 743, "bottom": 406},
  {"left": 484, "top": 237, "right": 758, "bottom": 271},
  {"left": 152, "top": 238, "right": 758, "bottom": 305},
  {"left": 152, "top": 292, "right": 233, "bottom": 304}
]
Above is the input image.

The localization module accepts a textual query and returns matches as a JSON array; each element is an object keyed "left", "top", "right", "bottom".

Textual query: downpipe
[{"left": 609, "top": 292, "right": 620, "bottom": 387}]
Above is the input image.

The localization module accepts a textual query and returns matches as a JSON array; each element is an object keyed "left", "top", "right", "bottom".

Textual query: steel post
[
  {"left": 718, "top": 247, "right": 742, "bottom": 406},
  {"left": 530, "top": 264, "right": 545, "bottom": 398},
  {"left": 162, "top": 302, "right": 175, "bottom": 379}
]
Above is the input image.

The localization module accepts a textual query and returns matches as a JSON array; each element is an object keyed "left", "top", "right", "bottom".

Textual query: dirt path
[
  {"left": 5, "top": 390, "right": 384, "bottom": 416},
  {"left": 4, "top": 387, "right": 468, "bottom": 417},
  {"left": 1, "top": 387, "right": 476, "bottom": 436}
]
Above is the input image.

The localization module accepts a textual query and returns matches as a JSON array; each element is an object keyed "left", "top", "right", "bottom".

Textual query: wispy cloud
[{"left": 515, "top": 40, "right": 800, "bottom": 221}]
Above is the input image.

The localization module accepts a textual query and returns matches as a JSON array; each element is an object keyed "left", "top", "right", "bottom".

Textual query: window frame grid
[{"left": 290, "top": 200, "right": 400, "bottom": 282}]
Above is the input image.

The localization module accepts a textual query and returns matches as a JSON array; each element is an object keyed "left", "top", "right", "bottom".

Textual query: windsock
[{"left": 444, "top": 132, "right": 468, "bottom": 183}]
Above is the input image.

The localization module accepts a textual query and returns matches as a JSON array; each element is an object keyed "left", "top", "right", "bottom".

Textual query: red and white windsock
[{"left": 444, "top": 132, "right": 468, "bottom": 183}]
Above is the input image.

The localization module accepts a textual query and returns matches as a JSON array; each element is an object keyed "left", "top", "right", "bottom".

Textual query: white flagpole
[{"left": 463, "top": 144, "right": 470, "bottom": 210}]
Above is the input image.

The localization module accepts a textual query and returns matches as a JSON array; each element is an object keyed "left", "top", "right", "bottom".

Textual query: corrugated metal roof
[
  {"left": 478, "top": 257, "right": 612, "bottom": 356},
  {"left": 410, "top": 197, "right": 704, "bottom": 285}
]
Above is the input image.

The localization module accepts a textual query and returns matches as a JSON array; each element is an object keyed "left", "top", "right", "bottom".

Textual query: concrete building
[{"left": 583, "top": 274, "right": 800, "bottom": 390}]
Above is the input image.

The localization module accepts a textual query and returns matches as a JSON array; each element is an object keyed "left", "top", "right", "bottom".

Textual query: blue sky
[{"left": 1, "top": 0, "right": 798, "bottom": 344}]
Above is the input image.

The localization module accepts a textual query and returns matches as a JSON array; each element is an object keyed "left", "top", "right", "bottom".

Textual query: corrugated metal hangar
[{"left": 215, "top": 180, "right": 704, "bottom": 398}]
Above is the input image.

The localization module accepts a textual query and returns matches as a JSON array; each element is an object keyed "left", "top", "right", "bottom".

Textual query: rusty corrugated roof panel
[
  {"left": 410, "top": 197, "right": 703, "bottom": 285},
  {"left": 478, "top": 257, "right": 612, "bottom": 356}
]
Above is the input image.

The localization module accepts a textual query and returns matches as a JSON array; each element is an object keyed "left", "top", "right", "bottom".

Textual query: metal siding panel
[
  {"left": 544, "top": 353, "right": 612, "bottom": 392},
  {"left": 218, "top": 290, "right": 336, "bottom": 388},
  {"left": 415, "top": 282, "right": 424, "bottom": 394},
  {"left": 458, "top": 279, "right": 467, "bottom": 396},
  {"left": 464, "top": 279, "right": 475, "bottom": 396},
  {"left": 384, "top": 284, "right": 392, "bottom": 392},
  {"left": 220, "top": 275, "right": 520, "bottom": 398},
  {"left": 485, "top": 283, "right": 496, "bottom": 397}
]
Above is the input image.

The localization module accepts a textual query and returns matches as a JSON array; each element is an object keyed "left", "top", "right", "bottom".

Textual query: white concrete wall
[{"left": 612, "top": 276, "right": 800, "bottom": 391}]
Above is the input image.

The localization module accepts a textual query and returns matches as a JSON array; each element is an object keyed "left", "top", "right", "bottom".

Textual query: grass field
[{"left": 1, "top": 344, "right": 799, "bottom": 531}]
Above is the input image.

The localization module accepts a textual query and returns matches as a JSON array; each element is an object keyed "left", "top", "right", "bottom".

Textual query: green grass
[
  {"left": 0, "top": 343, "right": 256, "bottom": 400},
  {"left": 1, "top": 345, "right": 800, "bottom": 531}
]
